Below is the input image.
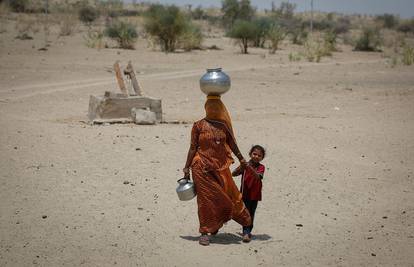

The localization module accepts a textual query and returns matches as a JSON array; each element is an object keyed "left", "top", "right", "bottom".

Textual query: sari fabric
[{"left": 191, "top": 119, "right": 251, "bottom": 234}]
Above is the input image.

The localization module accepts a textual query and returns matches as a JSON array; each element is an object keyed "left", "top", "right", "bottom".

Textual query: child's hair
[{"left": 249, "top": 145, "right": 266, "bottom": 158}]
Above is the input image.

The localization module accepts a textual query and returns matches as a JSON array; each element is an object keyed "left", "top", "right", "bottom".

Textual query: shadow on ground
[{"left": 180, "top": 233, "right": 272, "bottom": 245}]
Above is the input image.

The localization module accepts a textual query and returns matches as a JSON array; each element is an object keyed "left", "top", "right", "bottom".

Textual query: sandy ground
[{"left": 1, "top": 17, "right": 414, "bottom": 267}]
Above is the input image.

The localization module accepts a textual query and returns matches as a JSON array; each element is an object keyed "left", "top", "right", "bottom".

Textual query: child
[{"left": 232, "top": 145, "right": 266, "bottom": 243}]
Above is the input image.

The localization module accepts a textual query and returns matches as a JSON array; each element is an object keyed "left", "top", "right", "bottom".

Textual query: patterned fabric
[{"left": 191, "top": 119, "right": 251, "bottom": 234}]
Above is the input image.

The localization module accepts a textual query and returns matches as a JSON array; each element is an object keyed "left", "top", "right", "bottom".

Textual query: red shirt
[{"left": 241, "top": 163, "right": 265, "bottom": 201}]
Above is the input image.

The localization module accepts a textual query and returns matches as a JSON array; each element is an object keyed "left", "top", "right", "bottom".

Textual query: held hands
[{"left": 239, "top": 158, "right": 248, "bottom": 169}]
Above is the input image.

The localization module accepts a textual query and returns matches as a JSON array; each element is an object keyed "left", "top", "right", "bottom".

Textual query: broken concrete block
[
  {"left": 131, "top": 108, "right": 156, "bottom": 125},
  {"left": 88, "top": 93, "right": 162, "bottom": 124}
]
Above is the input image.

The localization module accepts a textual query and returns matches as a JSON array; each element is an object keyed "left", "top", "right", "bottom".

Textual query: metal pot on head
[
  {"left": 199, "top": 68, "right": 231, "bottom": 96},
  {"left": 176, "top": 178, "right": 196, "bottom": 201}
]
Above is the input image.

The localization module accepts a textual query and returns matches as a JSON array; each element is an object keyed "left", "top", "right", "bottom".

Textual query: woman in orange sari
[{"left": 183, "top": 95, "right": 252, "bottom": 246}]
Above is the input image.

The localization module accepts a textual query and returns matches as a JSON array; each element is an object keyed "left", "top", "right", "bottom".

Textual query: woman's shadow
[{"left": 180, "top": 232, "right": 272, "bottom": 245}]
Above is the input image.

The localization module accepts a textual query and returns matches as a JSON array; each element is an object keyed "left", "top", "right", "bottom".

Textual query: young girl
[{"left": 232, "top": 145, "right": 266, "bottom": 243}]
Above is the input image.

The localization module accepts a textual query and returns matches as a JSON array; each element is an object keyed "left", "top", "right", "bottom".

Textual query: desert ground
[{"left": 1, "top": 16, "right": 414, "bottom": 267}]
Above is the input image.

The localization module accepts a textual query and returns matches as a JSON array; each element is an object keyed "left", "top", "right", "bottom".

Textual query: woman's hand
[{"left": 183, "top": 167, "right": 190, "bottom": 179}]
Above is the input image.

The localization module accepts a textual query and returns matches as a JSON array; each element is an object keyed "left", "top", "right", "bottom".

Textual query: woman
[{"left": 183, "top": 95, "right": 252, "bottom": 246}]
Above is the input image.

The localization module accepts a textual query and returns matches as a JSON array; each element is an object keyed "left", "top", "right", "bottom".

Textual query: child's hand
[{"left": 240, "top": 158, "right": 248, "bottom": 169}]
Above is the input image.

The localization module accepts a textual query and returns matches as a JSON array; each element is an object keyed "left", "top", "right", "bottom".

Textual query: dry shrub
[
  {"left": 0, "top": 2, "right": 10, "bottom": 15},
  {"left": 303, "top": 35, "right": 332, "bottom": 62},
  {"left": 354, "top": 27, "right": 383, "bottom": 51},
  {"left": 15, "top": 13, "right": 39, "bottom": 39},
  {"left": 104, "top": 20, "right": 137, "bottom": 49},
  {"left": 402, "top": 44, "right": 414, "bottom": 65},
  {"left": 178, "top": 23, "right": 203, "bottom": 51},
  {"left": 0, "top": 3, "right": 10, "bottom": 33},
  {"left": 267, "top": 24, "right": 286, "bottom": 54},
  {"left": 84, "top": 28, "right": 104, "bottom": 49},
  {"left": 288, "top": 52, "right": 301, "bottom": 62},
  {"left": 59, "top": 13, "right": 77, "bottom": 36}
]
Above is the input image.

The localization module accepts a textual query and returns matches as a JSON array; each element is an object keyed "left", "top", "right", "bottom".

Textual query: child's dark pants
[{"left": 243, "top": 199, "right": 258, "bottom": 235}]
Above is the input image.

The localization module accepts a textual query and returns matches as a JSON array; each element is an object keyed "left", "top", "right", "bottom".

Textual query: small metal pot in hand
[{"left": 176, "top": 178, "right": 196, "bottom": 201}]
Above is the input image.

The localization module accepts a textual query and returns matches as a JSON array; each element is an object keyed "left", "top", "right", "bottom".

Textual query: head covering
[{"left": 204, "top": 95, "right": 235, "bottom": 140}]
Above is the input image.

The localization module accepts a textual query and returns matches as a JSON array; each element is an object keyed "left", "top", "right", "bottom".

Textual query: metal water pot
[
  {"left": 199, "top": 68, "right": 231, "bottom": 96},
  {"left": 176, "top": 178, "right": 196, "bottom": 201}
]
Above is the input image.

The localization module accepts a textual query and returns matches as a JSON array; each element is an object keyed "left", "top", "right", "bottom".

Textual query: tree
[
  {"left": 228, "top": 20, "right": 256, "bottom": 53},
  {"left": 251, "top": 17, "right": 272, "bottom": 47},
  {"left": 221, "top": 0, "right": 239, "bottom": 28},
  {"left": 273, "top": 1, "right": 296, "bottom": 20},
  {"left": 144, "top": 4, "right": 188, "bottom": 52},
  {"left": 375, "top": 13, "right": 399, "bottom": 29},
  {"left": 238, "top": 0, "right": 255, "bottom": 21}
]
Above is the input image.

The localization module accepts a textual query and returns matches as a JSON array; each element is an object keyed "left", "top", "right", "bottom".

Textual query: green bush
[
  {"left": 323, "top": 30, "right": 337, "bottom": 53},
  {"left": 228, "top": 19, "right": 256, "bottom": 54},
  {"left": 354, "top": 27, "right": 382, "bottom": 52},
  {"left": 267, "top": 23, "right": 285, "bottom": 54},
  {"left": 79, "top": 6, "right": 100, "bottom": 25},
  {"left": 221, "top": 0, "right": 240, "bottom": 28},
  {"left": 104, "top": 20, "right": 138, "bottom": 49},
  {"left": 144, "top": 4, "right": 188, "bottom": 52}
]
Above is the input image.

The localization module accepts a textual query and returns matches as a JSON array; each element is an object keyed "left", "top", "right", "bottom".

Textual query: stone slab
[{"left": 88, "top": 94, "right": 162, "bottom": 123}]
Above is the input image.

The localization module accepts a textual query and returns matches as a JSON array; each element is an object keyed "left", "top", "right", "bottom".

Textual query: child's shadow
[{"left": 180, "top": 233, "right": 272, "bottom": 245}]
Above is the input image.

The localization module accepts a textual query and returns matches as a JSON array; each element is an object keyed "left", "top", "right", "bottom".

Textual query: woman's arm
[
  {"left": 232, "top": 165, "right": 243, "bottom": 177},
  {"left": 183, "top": 123, "right": 199, "bottom": 179},
  {"left": 226, "top": 132, "right": 247, "bottom": 168},
  {"left": 183, "top": 146, "right": 196, "bottom": 178}
]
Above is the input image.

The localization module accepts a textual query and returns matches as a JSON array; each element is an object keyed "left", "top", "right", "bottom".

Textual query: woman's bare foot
[{"left": 199, "top": 234, "right": 210, "bottom": 246}]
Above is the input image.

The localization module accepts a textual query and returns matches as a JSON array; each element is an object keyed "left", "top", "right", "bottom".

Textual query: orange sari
[{"left": 190, "top": 119, "right": 251, "bottom": 234}]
